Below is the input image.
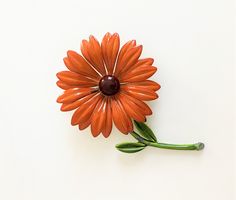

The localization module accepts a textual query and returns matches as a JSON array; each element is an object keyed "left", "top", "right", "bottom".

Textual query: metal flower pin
[{"left": 56, "top": 32, "right": 204, "bottom": 153}]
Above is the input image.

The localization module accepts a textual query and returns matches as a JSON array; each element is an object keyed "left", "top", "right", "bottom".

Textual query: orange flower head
[{"left": 56, "top": 33, "right": 160, "bottom": 138}]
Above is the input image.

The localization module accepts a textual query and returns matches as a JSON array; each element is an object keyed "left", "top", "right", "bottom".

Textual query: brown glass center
[{"left": 99, "top": 75, "right": 120, "bottom": 96}]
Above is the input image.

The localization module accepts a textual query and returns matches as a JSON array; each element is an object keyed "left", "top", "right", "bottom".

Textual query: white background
[{"left": 0, "top": 0, "right": 235, "bottom": 200}]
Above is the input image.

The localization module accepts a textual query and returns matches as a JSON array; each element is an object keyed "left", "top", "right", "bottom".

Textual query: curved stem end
[{"left": 195, "top": 142, "right": 205, "bottom": 151}]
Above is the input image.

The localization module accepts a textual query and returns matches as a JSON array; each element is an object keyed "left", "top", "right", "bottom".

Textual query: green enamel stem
[
  {"left": 148, "top": 142, "right": 204, "bottom": 150},
  {"left": 131, "top": 132, "right": 204, "bottom": 151}
]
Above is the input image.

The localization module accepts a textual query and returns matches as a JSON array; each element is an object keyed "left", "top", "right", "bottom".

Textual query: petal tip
[
  {"left": 56, "top": 97, "right": 62, "bottom": 103},
  {"left": 89, "top": 35, "right": 95, "bottom": 40},
  {"left": 60, "top": 106, "right": 66, "bottom": 111},
  {"left": 71, "top": 119, "right": 77, "bottom": 126},
  {"left": 113, "top": 32, "right": 119, "bottom": 37},
  {"left": 102, "top": 130, "right": 111, "bottom": 138},
  {"left": 102, "top": 134, "right": 110, "bottom": 138},
  {"left": 56, "top": 72, "right": 61, "bottom": 79},
  {"left": 78, "top": 125, "right": 83, "bottom": 131},
  {"left": 152, "top": 66, "right": 158, "bottom": 72},
  {"left": 131, "top": 40, "right": 136, "bottom": 46},
  {"left": 67, "top": 50, "right": 77, "bottom": 58},
  {"left": 67, "top": 50, "right": 73, "bottom": 55},
  {"left": 104, "top": 32, "right": 111, "bottom": 38},
  {"left": 81, "top": 39, "right": 88, "bottom": 45},
  {"left": 63, "top": 57, "right": 68, "bottom": 63},
  {"left": 91, "top": 129, "right": 100, "bottom": 137}
]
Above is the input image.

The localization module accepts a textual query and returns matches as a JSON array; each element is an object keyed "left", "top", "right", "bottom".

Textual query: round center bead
[{"left": 99, "top": 75, "right": 120, "bottom": 96}]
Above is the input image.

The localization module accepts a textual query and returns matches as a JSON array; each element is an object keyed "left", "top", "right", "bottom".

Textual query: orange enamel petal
[
  {"left": 120, "top": 92, "right": 152, "bottom": 115},
  {"left": 79, "top": 117, "right": 92, "bottom": 130},
  {"left": 60, "top": 92, "right": 98, "bottom": 111},
  {"left": 56, "top": 81, "right": 77, "bottom": 90},
  {"left": 114, "top": 40, "right": 136, "bottom": 76},
  {"left": 91, "top": 98, "right": 107, "bottom": 137},
  {"left": 67, "top": 50, "right": 101, "bottom": 80},
  {"left": 71, "top": 94, "right": 102, "bottom": 125},
  {"left": 118, "top": 93, "right": 146, "bottom": 122},
  {"left": 56, "top": 71, "right": 98, "bottom": 86},
  {"left": 125, "top": 80, "right": 161, "bottom": 91},
  {"left": 120, "top": 66, "right": 157, "bottom": 83},
  {"left": 117, "top": 40, "right": 136, "bottom": 61},
  {"left": 63, "top": 57, "right": 79, "bottom": 73},
  {"left": 101, "top": 32, "right": 111, "bottom": 72},
  {"left": 111, "top": 97, "right": 133, "bottom": 134},
  {"left": 89, "top": 36, "right": 106, "bottom": 74},
  {"left": 121, "top": 85, "right": 158, "bottom": 101},
  {"left": 81, "top": 36, "right": 106, "bottom": 75},
  {"left": 117, "top": 45, "right": 143, "bottom": 77},
  {"left": 101, "top": 33, "right": 120, "bottom": 75},
  {"left": 102, "top": 98, "right": 112, "bottom": 138},
  {"left": 119, "top": 58, "right": 154, "bottom": 77},
  {"left": 137, "top": 58, "right": 154, "bottom": 66},
  {"left": 57, "top": 88, "right": 95, "bottom": 104}
]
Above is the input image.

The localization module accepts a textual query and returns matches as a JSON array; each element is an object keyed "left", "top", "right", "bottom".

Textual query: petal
[
  {"left": 118, "top": 93, "right": 146, "bottom": 122},
  {"left": 120, "top": 66, "right": 157, "bottom": 83},
  {"left": 57, "top": 88, "right": 96, "bottom": 104},
  {"left": 116, "top": 40, "right": 136, "bottom": 62},
  {"left": 119, "top": 58, "right": 154, "bottom": 77},
  {"left": 78, "top": 117, "right": 91, "bottom": 130},
  {"left": 121, "top": 85, "right": 158, "bottom": 101},
  {"left": 124, "top": 80, "right": 161, "bottom": 91},
  {"left": 102, "top": 98, "right": 112, "bottom": 138},
  {"left": 71, "top": 94, "right": 102, "bottom": 125},
  {"left": 101, "top": 32, "right": 120, "bottom": 75},
  {"left": 60, "top": 92, "right": 98, "bottom": 111},
  {"left": 63, "top": 57, "right": 79, "bottom": 73},
  {"left": 119, "top": 92, "right": 152, "bottom": 116},
  {"left": 116, "top": 45, "right": 143, "bottom": 77},
  {"left": 91, "top": 98, "right": 107, "bottom": 137},
  {"left": 111, "top": 96, "right": 133, "bottom": 134},
  {"left": 66, "top": 51, "right": 101, "bottom": 80},
  {"left": 56, "top": 71, "right": 98, "bottom": 87},
  {"left": 56, "top": 81, "right": 77, "bottom": 90},
  {"left": 81, "top": 35, "right": 106, "bottom": 75},
  {"left": 114, "top": 40, "right": 136, "bottom": 76},
  {"left": 101, "top": 32, "right": 111, "bottom": 70}
]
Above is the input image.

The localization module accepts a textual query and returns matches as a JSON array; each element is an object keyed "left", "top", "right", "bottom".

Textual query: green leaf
[
  {"left": 115, "top": 142, "right": 146, "bottom": 153},
  {"left": 134, "top": 120, "right": 157, "bottom": 142}
]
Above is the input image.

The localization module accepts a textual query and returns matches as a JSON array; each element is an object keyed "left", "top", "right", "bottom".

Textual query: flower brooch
[{"left": 56, "top": 33, "right": 204, "bottom": 153}]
